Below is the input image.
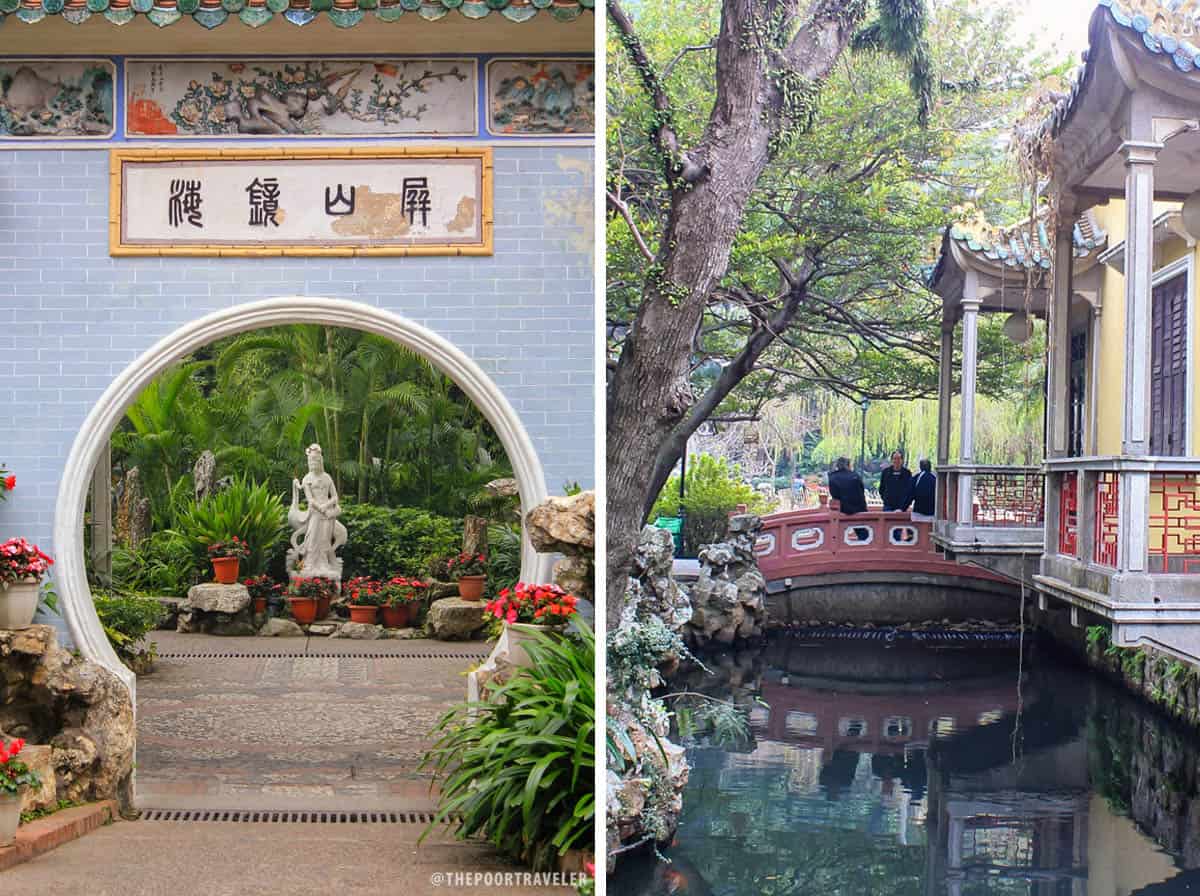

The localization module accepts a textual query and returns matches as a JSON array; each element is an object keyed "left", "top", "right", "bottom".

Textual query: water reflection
[{"left": 615, "top": 638, "right": 1200, "bottom": 895}]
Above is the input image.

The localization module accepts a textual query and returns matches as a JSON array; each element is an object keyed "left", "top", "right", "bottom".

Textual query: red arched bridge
[{"left": 754, "top": 507, "right": 1017, "bottom": 597}]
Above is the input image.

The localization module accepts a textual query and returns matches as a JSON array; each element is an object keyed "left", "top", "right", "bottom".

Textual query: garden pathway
[
  {"left": 0, "top": 819, "right": 575, "bottom": 894},
  {"left": 135, "top": 631, "right": 492, "bottom": 812},
  {"left": 2, "top": 632, "right": 580, "bottom": 893}
]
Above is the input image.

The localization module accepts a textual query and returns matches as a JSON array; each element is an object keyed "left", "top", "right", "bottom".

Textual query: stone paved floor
[
  {"left": 136, "top": 632, "right": 494, "bottom": 811},
  {"left": 1, "top": 821, "right": 575, "bottom": 895}
]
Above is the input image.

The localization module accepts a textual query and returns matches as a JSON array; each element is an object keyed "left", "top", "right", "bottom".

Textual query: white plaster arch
[{"left": 54, "top": 297, "right": 554, "bottom": 696}]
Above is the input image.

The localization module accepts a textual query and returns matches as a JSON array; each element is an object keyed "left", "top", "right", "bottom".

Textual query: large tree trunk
[{"left": 605, "top": 0, "right": 865, "bottom": 631}]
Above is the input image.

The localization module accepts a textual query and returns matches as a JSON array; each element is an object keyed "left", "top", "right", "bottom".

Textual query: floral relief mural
[
  {"left": 126, "top": 59, "right": 477, "bottom": 138},
  {"left": 0, "top": 61, "right": 114, "bottom": 138},
  {"left": 487, "top": 59, "right": 594, "bottom": 136}
]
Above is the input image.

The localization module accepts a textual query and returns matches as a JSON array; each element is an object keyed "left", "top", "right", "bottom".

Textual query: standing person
[
  {"left": 828, "top": 457, "right": 869, "bottom": 541},
  {"left": 879, "top": 450, "right": 913, "bottom": 512},
  {"left": 909, "top": 459, "right": 937, "bottom": 522}
]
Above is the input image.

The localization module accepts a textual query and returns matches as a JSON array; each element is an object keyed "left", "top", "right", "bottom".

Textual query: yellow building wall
[
  {"left": 1089, "top": 200, "right": 1195, "bottom": 458},
  {"left": 1089, "top": 200, "right": 1200, "bottom": 559}
]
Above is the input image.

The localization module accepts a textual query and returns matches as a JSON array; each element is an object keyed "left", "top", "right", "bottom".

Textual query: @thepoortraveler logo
[{"left": 429, "top": 871, "right": 587, "bottom": 888}]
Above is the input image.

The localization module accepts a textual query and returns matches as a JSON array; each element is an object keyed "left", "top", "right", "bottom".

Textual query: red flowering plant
[
  {"left": 0, "top": 465, "right": 13, "bottom": 502},
  {"left": 379, "top": 576, "right": 430, "bottom": 607},
  {"left": 242, "top": 575, "right": 282, "bottom": 602},
  {"left": 343, "top": 576, "right": 386, "bottom": 607},
  {"left": 206, "top": 537, "right": 251, "bottom": 561},
  {"left": 0, "top": 538, "right": 54, "bottom": 588},
  {"left": 286, "top": 576, "right": 336, "bottom": 600},
  {"left": 0, "top": 738, "right": 41, "bottom": 796},
  {"left": 445, "top": 552, "right": 488, "bottom": 580},
  {"left": 485, "top": 582, "right": 579, "bottom": 627}
]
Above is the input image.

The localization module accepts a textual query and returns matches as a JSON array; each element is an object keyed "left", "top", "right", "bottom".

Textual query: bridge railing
[{"left": 756, "top": 506, "right": 956, "bottom": 582}]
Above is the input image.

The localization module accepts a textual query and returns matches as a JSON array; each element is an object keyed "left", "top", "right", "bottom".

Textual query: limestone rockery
[{"left": 0, "top": 626, "right": 134, "bottom": 812}]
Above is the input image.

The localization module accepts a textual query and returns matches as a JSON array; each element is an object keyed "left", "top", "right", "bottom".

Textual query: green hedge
[{"left": 337, "top": 504, "right": 463, "bottom": 580}]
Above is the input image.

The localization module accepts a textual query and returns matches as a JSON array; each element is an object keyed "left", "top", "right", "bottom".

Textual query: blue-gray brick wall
[{"left": 0, "top": 146, "right": 595, "bottom": 554}]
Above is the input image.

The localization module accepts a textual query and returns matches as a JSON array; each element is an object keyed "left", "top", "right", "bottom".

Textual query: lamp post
[{"left": 859, "top": 397, "right": 871, "bottom": 473}]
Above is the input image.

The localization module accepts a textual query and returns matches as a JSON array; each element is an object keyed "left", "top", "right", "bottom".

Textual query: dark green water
[{"left": 615, "top": 636, "right": 1200, "bottom": 896}]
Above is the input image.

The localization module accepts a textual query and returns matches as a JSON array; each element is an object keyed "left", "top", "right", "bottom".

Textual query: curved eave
[
  {"left": 0, "top": 0, "right": 591, "bottom": 28},
  {"left": 930, "top": 225, "right": 1107, "bottom": 295},
  {"left": 1041, "top": 1, "right": 1200, "bottom": 197}
]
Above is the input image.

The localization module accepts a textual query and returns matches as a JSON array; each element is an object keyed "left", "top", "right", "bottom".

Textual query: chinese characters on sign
[
  {"left": 168, "top": 179, "right": 203, "bottom": 228},
  {"left": 114, "top": 150, "right": 491, "bottom": 256}
]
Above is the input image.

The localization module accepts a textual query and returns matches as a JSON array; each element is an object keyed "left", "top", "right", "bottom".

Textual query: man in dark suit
[
  {"left": 909, "top": 458, "right": 936, "bottom": 521},
  {"left": 879, "top": 450, "right": 913, "bottom": 511},
  {"left": 827, "top": 456, "right": 869, "bottom": 540}
]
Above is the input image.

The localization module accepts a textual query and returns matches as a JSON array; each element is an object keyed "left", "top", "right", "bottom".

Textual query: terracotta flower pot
[
  {"left": 252, "top": 597, "right": 268, "bottom": 615},
  {"left": 0, "top": 790, "right": 21, "bottom": 847},
  {"left": 317, "top": 595, "right": 332, "bottom": 620},
  {"left": 211, "top": 557, "right": 240, "bottom": 584},
  {"left": 0, "top": 580, "right": 39, "bottom": 629},
  {"left": 504, "top": 621, "right": 567, "bottom": 667},
  {"left": 380, "top": 604, "right": 411, "bottom": 628},
  {"left": 348, "top": 605, "right": 378, "bottom": 624},
  {"left": 457, "top": 575, "right": 486, "bottom": 601},
  {"left": 288, "top": 596, "right": 318, "bottom": 625}
]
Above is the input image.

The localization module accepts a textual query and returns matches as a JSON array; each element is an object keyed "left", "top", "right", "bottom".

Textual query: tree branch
[{"left": 606, "top": 190, "right": 655, "bottom": 263}]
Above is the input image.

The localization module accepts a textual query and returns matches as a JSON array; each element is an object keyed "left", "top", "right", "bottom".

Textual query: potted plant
[
  {"left": 0, "top": 737, "right": 41, "bottom": 847},
  {"left": 0, "top": 538, "right": 53, "bottom": 630},
  {"left": 345, "top": 576, "right": 385, "bottom": 624},
  {"left": 286, "top": 577, "right": 329, "bottom": 625},
  {"left": 206, "top": 537, "right": 250, "bottom": 584},
  {"left": 0, "top": 465, "right": 13, "bottom": 501},
  {"left": 485, "top": 582, "right": 580, "bottom": 666},
  {"left": 243, "top": 575, "right": 281, "bottom": 615},
  {"left": 379, "top": 577, "right": 429, "bottom": 628},
  {"left": 446, "top": 552, "right": 488, "bottom": 601}
]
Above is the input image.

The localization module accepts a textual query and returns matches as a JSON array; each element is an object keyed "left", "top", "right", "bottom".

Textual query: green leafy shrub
[
  {"left": 422, "top": 623, "right": 595, "bottom": 870},
  {"left": 109, "top": 530, "right": 200, "bottom": 596},
  {"left": 173, "top": 476, "right": 286, "bottom": 576},
  {"left": 650, "top": 454, "right": 770, "bottom": 556},
  {"left": 93, "top": 594, "right": 163, "bottom": 672},
  {"left": 487, "top": 523, "right": 522, "bottom": 597},
  {"left": 338, "top": 503, "right": 462, "bottom": 580}
]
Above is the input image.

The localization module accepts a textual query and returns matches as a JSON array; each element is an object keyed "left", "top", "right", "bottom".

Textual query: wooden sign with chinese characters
[{"left": 109, "top": 148, "right": 493, "bottom": 257}]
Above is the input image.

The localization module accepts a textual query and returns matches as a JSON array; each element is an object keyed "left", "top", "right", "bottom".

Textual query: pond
[{"left": 615, "top": 633, "right": 1200, "bottom": 895}]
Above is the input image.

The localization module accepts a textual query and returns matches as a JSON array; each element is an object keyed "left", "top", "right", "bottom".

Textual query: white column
[
  {"left": 956, "top": 299, "right": 981, "bottom": 524},
  {"left": 959, "top": 300, "right": 980, "bottom": 463},
  {"left": 1122, "top": 141, "right": 1160, "bottom": 455},
  {"left": 1089, "top": 306, "right": 1103, "bottom": 455},
  {"left": 1119, "top": 140, "right": 1160, "bottom": 574},
  {"left": 1047, "top": 217, "right": 1076, "bottom": 459},
  {"left": 937, "top": 322, "right": 953, "bottom": 467}
]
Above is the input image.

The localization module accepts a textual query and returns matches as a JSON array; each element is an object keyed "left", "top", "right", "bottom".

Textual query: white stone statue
[{"left": 286, "top": 444, "right": 347, "bottom": 586}]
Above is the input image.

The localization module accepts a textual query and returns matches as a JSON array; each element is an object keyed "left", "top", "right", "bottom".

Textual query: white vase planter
[
  {"left": 503, "top": 622, "right": 566, "bottom": 667},
  {"left": 0, "top": 790, "right": 22, "bottom": 846},
  {"left": 0, "top": 580, "right": 39, "bottom": 630}
]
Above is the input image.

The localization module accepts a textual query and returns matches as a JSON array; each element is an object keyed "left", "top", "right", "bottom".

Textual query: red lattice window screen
[
  {"left": 1094, "top": 472, "right": 1120, "bottom": 568},
  {"left": 1149, "top": 474, "right": 1200, "bottom": 573},
  {"left": 1059, "top": 472, "right": 1078, "bottom": 557}
]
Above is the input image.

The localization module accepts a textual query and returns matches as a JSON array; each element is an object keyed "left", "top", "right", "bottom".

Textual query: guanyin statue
[{"left": 286, "top": 444, "right": 347, "bottom": 587}]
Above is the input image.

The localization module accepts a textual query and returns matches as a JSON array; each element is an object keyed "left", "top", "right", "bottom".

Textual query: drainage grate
[
  {"left": 786, "top": 627, "right": 1022, "bottom": 645},
  {"left": 156, "top": 652, "right": 489, "bottom": 660},
  {"left": 139, "top": 809, "right": 444, "bottom": 824}
]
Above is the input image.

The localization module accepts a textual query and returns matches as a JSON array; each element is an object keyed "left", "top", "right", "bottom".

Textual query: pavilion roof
[
  {"left": 943, "top": 211, "right": 1107, "bottom": 274},
  {"left": 0, "top": 0, "right": 590, "bottom": 28},
  {"left": 1040, "top": 1, "right": 1200, "bottom": 143}
]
